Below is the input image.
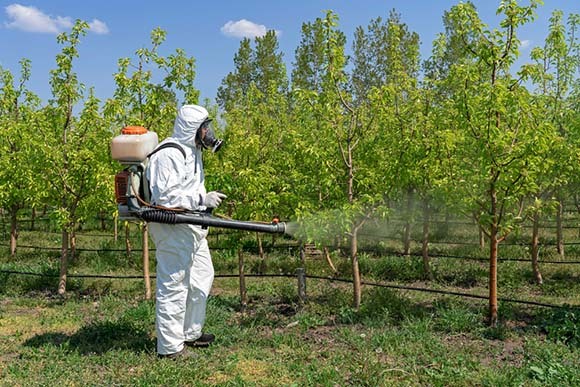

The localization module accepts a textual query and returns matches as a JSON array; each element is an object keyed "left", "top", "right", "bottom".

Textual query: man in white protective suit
[{"left": 146, "top": 104, "right": 226, "bottom": 359}]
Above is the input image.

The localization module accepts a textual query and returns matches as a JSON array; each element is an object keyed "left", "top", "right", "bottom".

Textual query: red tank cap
[{"left": 121, "top": 126, "right": 148, "bottom": 135}]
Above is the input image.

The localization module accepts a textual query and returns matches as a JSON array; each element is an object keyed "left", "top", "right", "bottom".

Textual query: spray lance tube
[
  {"left": 111, "top": 126, "right": 286, "bottom": 234},
  {"left": 119, "top": 168, "right": 286, "bottom": 234}
]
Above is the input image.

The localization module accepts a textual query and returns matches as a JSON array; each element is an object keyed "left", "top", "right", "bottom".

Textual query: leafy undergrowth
[
  {"left": 1, "top": 278, "right": 579, "bottom": 386},
  {"left": 2, "top": 225, "right": 580, "bottom": 385}
]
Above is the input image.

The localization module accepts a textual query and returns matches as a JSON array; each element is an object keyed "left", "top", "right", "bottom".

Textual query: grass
[{"left": 1, "top": 220, "right": 580, "bottom": 386}]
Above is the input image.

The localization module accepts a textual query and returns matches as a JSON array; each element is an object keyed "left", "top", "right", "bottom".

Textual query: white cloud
[
  {"left": 89, "top": 18, "right": 109, "bottom": 35},
  {"left": 5, "top": 4, "right": 68, "bottom": 33},
  {"left": 521, "top": 39, "right": 531, "bottom": 49},
  {"left": 220, "top": 19, "right": 280, "bottom": 39},
  {"left": 4, "top": 4, "right": 108, "bottom": 35}
]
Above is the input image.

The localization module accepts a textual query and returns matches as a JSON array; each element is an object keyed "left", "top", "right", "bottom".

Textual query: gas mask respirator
[{"left": 196, "top": 119, "right": 223, "bottom": 153}]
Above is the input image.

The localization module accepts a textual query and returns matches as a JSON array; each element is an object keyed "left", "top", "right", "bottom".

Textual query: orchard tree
[
  {"left": 288, "top": 15, "right": 346, "bottom": 227},
  {"left": 0, "top": 60, "right": 42, "bottom": 255},
  {"left": 215, "top": 29, "right": 289, "bottom": 259},
  {"left": 217, "top": 85, "right": 290, "bottom": 232},
  {"left": 38, "top": 20, "right": 112, "bottom": 294},
  {"left": 526, "top": 10, "right": 580, "bottom": 259},
  {"left": 104, "top": 27, "right": 199, "bottom": 139},
  {"left": 355, "top": 12, "right": 422, "bottom": 256},
  {"left": 293, "top": 11, "right": 395, "bottom": 308},
  {"left": 103, "top": 27, "right": 201, "bottom": 299},
  {"left": 445, "top": 0, "right": 551, "bottom": 326},
  {"left": 290, "top": 13, "right": 350, "bottom": 254},
  {"left": 516, "top": 10, "right": 580, "bottom": 282}
]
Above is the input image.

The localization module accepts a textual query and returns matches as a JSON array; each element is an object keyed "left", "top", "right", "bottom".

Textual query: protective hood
[{"left": 171, "top": 105, "right": 208, "bottom": 146}]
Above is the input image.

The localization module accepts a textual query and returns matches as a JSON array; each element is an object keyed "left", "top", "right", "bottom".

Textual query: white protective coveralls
[{"left": 146, "top": 105, "right": 215, "bottom": 355}]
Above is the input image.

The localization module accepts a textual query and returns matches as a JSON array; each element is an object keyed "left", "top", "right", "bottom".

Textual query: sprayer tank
[{"left": 111, "top": 126, "right": 158, "bottom": 163}]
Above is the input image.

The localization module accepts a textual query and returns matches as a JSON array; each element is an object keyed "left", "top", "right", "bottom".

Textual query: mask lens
[{"left": 198, "top": 120, "right": 224, "bottom": 153}]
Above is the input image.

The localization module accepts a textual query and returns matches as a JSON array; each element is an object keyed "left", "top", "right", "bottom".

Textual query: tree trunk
[
  {"left": 323, "top": 246, "right": 338, "bottom": 276},
  {"left": 403, "top": 190, "right": 413, "bottom": 256},
  {"left": 574, "top": 194, "right": 580, "bottom": 239},
  {"left": 351, "top": 228, "right": 361, "bottom": 309},
  {"left": 125, "top": 222, "right": 132, "bottom": 257},
  {"left": 9, "top": 205, "right": 18, "bottom": 257},
  {"left": 238, "top": 248, "right": 247, "bottom": 311},
  {"left": 30, "top": 207, "right": 36, "bottom": 231},
  {"left": 296, "top": 267, "right": 307, "bottom": 303},
  {"left": 113, "top": 213, "right": 118, "bottom": 242},
  {"left": 69, "top": 228, "right": 77, "bottom": 261},
  {"left": 0, "top": 209, "right": 5, "bottom": 240},
  {"left": 441, "top": 210, "right": 450, "bottom": 238},
  {"left": 58, "top": 229, "right": 69, "bottom": 295},
  {"left": 531, "top": 211, "right": 543, "bottom": 285},
  {"left": 142, "top": 223, "right": 151, "bottom": 300},
  {"left": 556, "top": 198, "right": 564, "bottom": 257},
  {"left": 299, "top": 241, "right": 306, "bottom": 266},
  {"left": 479, "top": 225, "right": 485, "bottom": 250},
  {"left": 489, "top": 227, "right": 499, "bottom": 327},
  {"left": 257, "top": 233, "right": 265, "bottom": 273},
  {"left": 489, "top": 186, "right": 499, "bottom": 327},
  {"left": 422, "top": 199, "right": 433, "bottom": 280}
]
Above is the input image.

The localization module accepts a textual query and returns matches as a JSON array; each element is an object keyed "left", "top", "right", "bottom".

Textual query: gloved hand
[{"left": 203, "top": 191, "right": 227, "bottom": 208}]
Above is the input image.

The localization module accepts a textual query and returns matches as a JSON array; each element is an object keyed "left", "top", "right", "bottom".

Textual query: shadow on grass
[{"left": 23, "top": 319, "right": 155, "bottom": 355}]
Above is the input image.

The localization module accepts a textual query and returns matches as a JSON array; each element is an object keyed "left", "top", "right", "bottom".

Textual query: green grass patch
[{"left": 2, "top": 221, "right": 580, "bottom": 385}]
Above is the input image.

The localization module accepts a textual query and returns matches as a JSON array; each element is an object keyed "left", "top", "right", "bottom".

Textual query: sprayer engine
[
  {"left": 111, "top": 126, "right": 287, "bottom": 234},
  {"left": 114, "top": 163, "right": 150, "bottom": 220}
]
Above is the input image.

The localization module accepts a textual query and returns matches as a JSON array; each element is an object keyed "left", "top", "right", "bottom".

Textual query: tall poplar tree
[
  {"left": 351, "top": 10, "right": 420, "bottom": 105},
  {"left": 216, "top": 38, "right": 254, "bottom": 112}
]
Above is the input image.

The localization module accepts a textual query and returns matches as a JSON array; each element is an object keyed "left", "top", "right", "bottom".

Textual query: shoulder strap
[{"left": 147, "top": 142, "right": 186, "bottom": 159}]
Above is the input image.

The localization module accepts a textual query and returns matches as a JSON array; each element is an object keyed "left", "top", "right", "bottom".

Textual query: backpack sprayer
[{"left": 111, "top": 126, "right": 286, "bottom": 234}]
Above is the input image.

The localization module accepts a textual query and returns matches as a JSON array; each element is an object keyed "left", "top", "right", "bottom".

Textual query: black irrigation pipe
[
  {"left": 5, "top": 243, "right": 580, "bottom": 265},
  {"left": 0, "top": 269, "right": 296, "bottom": 281},
  {"left": 0, "top": 244, "right": 135, "bottom": 253},
  {"left": 0, "top": 270, "right": 145, "bottom": 279},
  {"left": 1, "top": 269, "right": 577, "bottom": 310},
  {"left": 0, "top": 243, "right": 298, "bottom": 254},
  {"left": 307, "top": 275, "right": 578, "bottom": 309},
  {"left": 358, "top": 248, "right": 580, "bottom": 265},
  {"left": 383, "top": 220, "right": 580, "bottom": 229},
  {"left": 356, "top": 234, "right": 580, "bottom": 247}
]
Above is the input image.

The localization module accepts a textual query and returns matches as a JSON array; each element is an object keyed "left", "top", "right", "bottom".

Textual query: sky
[{"left": 0, "top": 1, "right": 578, "bottom": 106}]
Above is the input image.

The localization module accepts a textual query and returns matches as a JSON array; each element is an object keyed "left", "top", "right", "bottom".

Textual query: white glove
[{"left": 203, "top": 191, "right": 227, "bottom": 209}]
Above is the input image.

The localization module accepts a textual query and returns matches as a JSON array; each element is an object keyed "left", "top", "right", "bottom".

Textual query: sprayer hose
[
  {"left": 139, "top": 210, "right": 177, "bottom": 224},
  {"left": 138, "top": 209, "right": 286, "bottom": 234}
]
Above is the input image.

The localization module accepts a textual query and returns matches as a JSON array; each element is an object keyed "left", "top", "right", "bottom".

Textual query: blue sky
[{"left": 0, "top": 1, "right": 578, "bottom": 105}]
